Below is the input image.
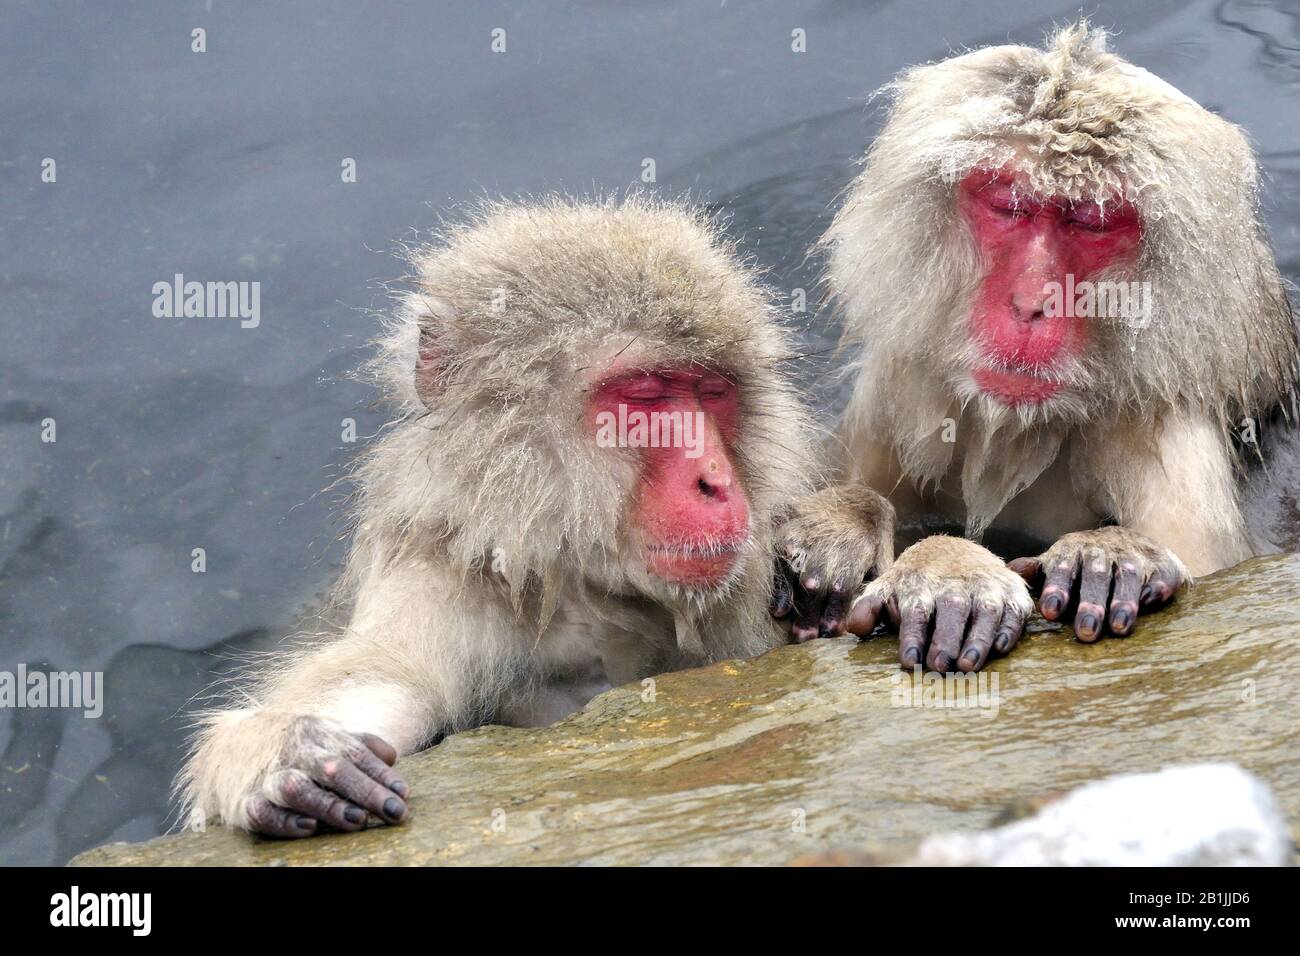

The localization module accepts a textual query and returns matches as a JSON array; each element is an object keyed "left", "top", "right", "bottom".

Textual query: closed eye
[
  {"left": 977, "top": 183, "right": 1033, "bottom": 217},
  {"left": 1067, "top": 210, "right": 1109, "bottom": 231},
  {"left": 697, "top": 373, "right": 736, "bottom": 400},
  {"left": 615, "top": 374, "right": 670, "bottom": 403},
  {"left": 1067, "top": 202, "right": 1130, "bottom": 232}
]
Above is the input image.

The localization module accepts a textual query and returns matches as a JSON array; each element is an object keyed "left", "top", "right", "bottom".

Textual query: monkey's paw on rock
[{"left": 74, "top": 554, "right": 1300, "bottom": 867}]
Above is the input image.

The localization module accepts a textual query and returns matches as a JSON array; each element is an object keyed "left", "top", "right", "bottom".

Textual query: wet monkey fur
[
  {"left": 180, "top": 197, "right": 817, "bottom": 837},
  {"left": 778, "top": 22, "right": 1299, "bottom": 671}
]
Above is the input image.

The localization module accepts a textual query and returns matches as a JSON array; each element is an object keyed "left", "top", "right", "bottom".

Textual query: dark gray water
[{"left": 1, "top": 0, "right": 1297, "bottom": 866}]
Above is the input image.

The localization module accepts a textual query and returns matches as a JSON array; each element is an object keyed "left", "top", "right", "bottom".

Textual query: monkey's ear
[{"left": 414, "top": 296, "right": 454, "bottom": 407}]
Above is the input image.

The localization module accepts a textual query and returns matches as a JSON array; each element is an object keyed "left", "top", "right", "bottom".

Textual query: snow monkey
[
  {"left": 178, "top": 196, "right": 836, "bottom": 837},
  {"left": 776, "top": 22, "right": 1299, "bottom": 672}
]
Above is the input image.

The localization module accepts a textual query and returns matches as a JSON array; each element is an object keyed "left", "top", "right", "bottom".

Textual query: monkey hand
[
  {"left": 844, "top": 535, "right": 1034, "bottom": 673},
  {"left": 187, "top": 711, "right": 410, "bottom": 839},
  {"left": 245, "top": 716, "right": 410, "bottom": 838},
  {"left": 771, "top": 485, "right": 895, "bottom": 642},
  {"left": 1008, "top": 527, "right": 1187, "bottom": 642}
]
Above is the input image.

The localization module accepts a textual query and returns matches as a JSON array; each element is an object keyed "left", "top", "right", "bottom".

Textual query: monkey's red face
[
  {"left": 959, "top": 167, "right": 1142, "bottom": 405},
  {"left": 589, "top": 367, "right": 751, "bottom": 589}
]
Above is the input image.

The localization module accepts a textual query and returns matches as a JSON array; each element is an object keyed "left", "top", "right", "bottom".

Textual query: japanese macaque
[
  {"left": 777, "top": 22, "right": 1299, "bottom": 671},
  {"left": 180, "top": 197, "right": 817, "bottom": 837}
]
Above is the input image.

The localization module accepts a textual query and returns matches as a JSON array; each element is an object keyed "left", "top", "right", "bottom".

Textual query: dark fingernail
[
  {"left": 994, "top": 630, "right": 1012, "bottom": 653},
  {"left": 1077, "top": 612, "right": 1098, "bottom": 635},
  {"left": 1140, "top": 585, "right": 1153, "bottom": 603},
  {"left": 1111, "top": 608, "right": 1132, "bottom": 631},
  {"left": 295, "top": 816, "right": 316, "bottom": 830},
  {"left": 1042, "top": 593, "right": 1063, "bottom": 615},
  {"left": 390, "top": 780, "right": 408, "bottom": 798},
  {"left": 963, "top": 647, "right": 981, "bottom": 664},
  {"left": 931, "top": 653, "right": 951, "bottom": 671},
  {"left": 383, "top": 798, "right": 405, "bottom": 820},
  {"left": 903, "top": 647, "right": 921, "bottom": 666},
  {"left": 344, "top": 805, "right": 366, "bottom": 825}
]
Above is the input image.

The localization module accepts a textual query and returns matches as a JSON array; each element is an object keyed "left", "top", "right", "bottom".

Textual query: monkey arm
[
  {"left": 1105, "top": 415, "right": 1254, "bottom": 577},
  {"left": 181, "top": 557, "right": 532, "bottom": 837}
]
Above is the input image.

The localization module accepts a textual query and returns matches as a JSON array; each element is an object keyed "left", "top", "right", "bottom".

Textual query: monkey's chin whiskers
[
  {"left": 643, "top": 537, "right": 750, "bottom": 589},
  {"left": 969, "top": 364, "right": 1068, "bottom": 406},
  {"left": 646, "top": 541, "right": 742, "bottom": 557}
]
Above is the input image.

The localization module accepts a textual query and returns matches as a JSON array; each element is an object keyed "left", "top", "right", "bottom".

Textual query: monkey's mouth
[
  {"left": 644, "top": 540, "right": 744, "bottom": 587},
  {"left": 972, "top": 366, "right": 1063, "bottom": 405}
]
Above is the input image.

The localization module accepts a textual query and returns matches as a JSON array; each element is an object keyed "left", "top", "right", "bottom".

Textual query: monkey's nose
[
  {"left": 1010, "top": 289, "right": 1048, "bottom": 324},
  {"left": 697, "top": 458, "right": 733, "bottom": 500}
]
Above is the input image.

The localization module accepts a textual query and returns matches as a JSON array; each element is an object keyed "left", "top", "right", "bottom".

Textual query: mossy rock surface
[{"left": 73, "top": 555, "right": 1300, "bottom": 866}]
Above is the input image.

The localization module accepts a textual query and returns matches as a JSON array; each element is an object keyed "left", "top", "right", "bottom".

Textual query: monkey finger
[
  {"left": 897, "top": 604, "right": 931, "bottom": 670},
  {"left": 1107, "top": 561, "right": 1142, "bottom": 635},
  {"left": 1073, "top": 548, "right": 1112, "bottom": 642},
  {"left": 791, "top": 577, "right": 828, "bottom": 643},
  {"left": 349, "top": 741, "right": 410, "bottom": 799},
  {"left": 272, "top": 769, "right": 368, "bottom": 832},
  {"left": 1007, "top": 556, "right": 1044, "bottom": 588},
  {"left": 927, "top": 593, "right": 970, "bottom": 672},
  {"left": 993, "top": 605, "right": 1026, "bottom": 656},
  {"left": 958, "top": 601, "right": 1000, "bottom": 672},
  {"left": 318, "top": 758, "right": 407, "bottom": 825},
  {"left": 770, "top": 565, "right": 795, "bottom": 619},
  {"left": 885, "top": 594, "right": 902, "bottom": 626},
  {"left": 844, "top": 591, "right": 885, "bottom": 636},
  {"left": 1040, "top": 552, "right": 1079, "bottom": 620},
  {"left": 818, "top": 584, "right": 852, "bottom": 638},
  {"left": 245, "top": 795, "right": 319, "bottom": 839},
  {"left": 358, "top": 733, "right": 399, "bottom": 767},
  {"left": 1141, "top": 564, "right": 1184, "bottom": 607}
]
